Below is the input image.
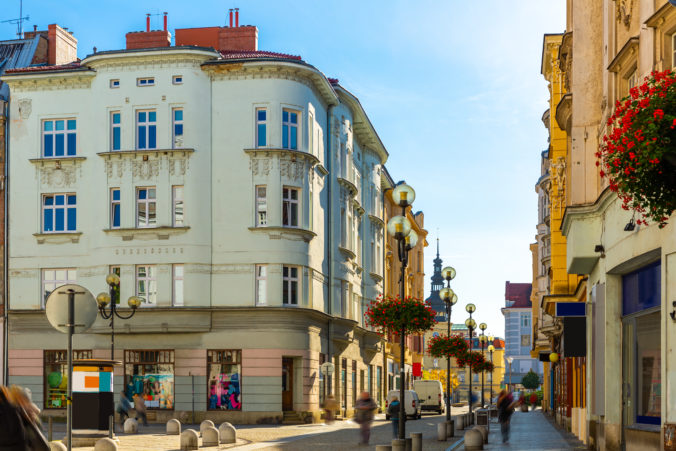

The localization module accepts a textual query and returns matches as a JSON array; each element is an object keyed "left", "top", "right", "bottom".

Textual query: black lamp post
[
  {"left": 96, "top": 273, "right": 142, "bottom": 435},
  {"left": 464, "top": 306, "right": 476, "bottom": 414},
  {"left": 439, "top": 267, "right": 456, "bottom": 423},
  {"left": 478, "top": 323, "right": 487, "bottom": 408},
  {"left": 487, "top": 340, "right": 495, "bottom": 406},
  {"left": 386, "top": 182, "right": 417, "bottom": 440}
]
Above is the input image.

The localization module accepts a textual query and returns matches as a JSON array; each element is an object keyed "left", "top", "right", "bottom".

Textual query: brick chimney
[
  {"left": 126, "top": 13, "right": 171, "bottom": 50},
  {"left": 175, "top": 10, "right": 257, "bottom": 51},
  {"left": 24, "top": 24, "right": 78, "bottom": 65}
]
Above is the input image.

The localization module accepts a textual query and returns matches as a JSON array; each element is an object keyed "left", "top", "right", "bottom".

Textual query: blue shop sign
[{"left": 622, "top": 260, "right": 661, "bottom": 316}]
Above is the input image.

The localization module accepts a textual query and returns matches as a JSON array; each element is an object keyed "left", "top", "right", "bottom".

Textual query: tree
[{"left": 522, "top": 369, "right": 540, "bottom": 390}]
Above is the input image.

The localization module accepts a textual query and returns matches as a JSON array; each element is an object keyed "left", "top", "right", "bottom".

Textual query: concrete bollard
[
  {"left": 446, "top": 419, "right": 455, "bottom": 437},
  {"left": 405, "top": 437, "right": 412, "bottom": 451},
  {"left": 464, "top": 428, "right": 483, "bottom": 450},
  {"left": 219, "top": 422, "right": 237, "bottom": 444},
  {"left": 411, "top": 432, "right": 422, "bottom": 451},
  {"left": 202, "top": 426, "right": 219, "bottom": 446},
  {"left": 391, "top": 438, "right": 406, "bottom": 451},
  {"left": 199, "top": 420, "right": 215, "bottom": 436},
  {"left": 180, "top": 429, "right": 199, "bottom": 451},
  {"left": 123, "top": 418, "right": 138, "bottom": 434},
  {"left": 94, "top": 438, "right": 118, "bottom": 451},
  {"left": 437, "top": 423, "right": 447, "bottom": 441},
  {"left": 474, "top": 425, "right": 488, "bottom": 444},
  {"left": 49, "top": 442, "right": 67, "bottom": 451},
  {"left": 166, "top": 419, "right": 181, "bottom": 435},
  {"left": 375, "top": 446, "right": 392, "bottom": 451},
  {"left": 456, "top": 415, "right": 464, "bottom": 430}
]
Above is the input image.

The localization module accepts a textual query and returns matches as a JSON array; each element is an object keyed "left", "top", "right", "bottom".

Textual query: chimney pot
[
  {"left": 33, "top": 25, "right": 37, "bottom": 32},
  {"left": 229, "top": 9, "right": 233, "bottom": 27},
  {"left": 146, "top": 14, "right": 151, "bottom": 32},
  {"left": 163, "top": 12, "right": 168, "bottom": 31},
  {"left": 93, "top": 46, "right": 97, "bottom": 53},
  {"left": 235, "top": 8, "right": 239, "bottom": 27}
]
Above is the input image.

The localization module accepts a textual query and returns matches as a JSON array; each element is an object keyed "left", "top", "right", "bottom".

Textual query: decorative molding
[
  {"left": 132, "top": 159, "right": 160, "bottom": 179},
  {"left": 616, "top": 0, "right": 634, "bottom": 29},
  {"left": 337, "top": 176, "right": 358, "bottom": 196},
  {"left": 97, "top": 149, "right": 193, "bottom": 180},
  {"left": 248, "top": 226, "right": 316, "bottom": 243},
  {"left": 85, "top": 54, "right": 214, "bottom": 71},
  {"left": 30, "top": 157, "right": 86, "bottom": 189},
  {"left": 5, "top": 72, "right": 96, "bottom": 92},
  {"left": 368, "top": 214, "right": 385, "bottom": 228},
  {"left": 33, "top": 232, "right": 82, "bottom": 244},
  {"left": 312, "top": 270, "right": 328, "bottom": 285},
  {"left": 103, "top": 226, "right": 190, "bottom": 241},
  {"left": 369, "top": 272, "right": 384, "bottom": 283},
  {"left": 338, "top": 246, "right": 356, "bottom": 261},
  {"left": 17, "top": 98, "right": 31, "bottom": 118},
  {"left": 113, "top": 246, "right": 185, "bottom": 256}
]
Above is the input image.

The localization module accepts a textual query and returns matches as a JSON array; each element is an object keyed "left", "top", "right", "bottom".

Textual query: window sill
[
  {"left": 97, "top": 148, "right": 195, "bottom": 158},
  {"left": 369, "top": 272, "right": 384, "bottom": 283},
  {"left": 368, "top": 214, "right": 385, "bottom": 227},
  {"left": 315, "top": 164, "right": 328, "bottom": 176},
  {"left": 337, "top": 176, "right": 358, "bottom": 195},
  {"left": 33, "top": 232, "right": 82, "bottom": 244},
  {"left": 248, "top": 226, "right": 316, "bottom": 243},
  {"left": 244, "top": 148, "right": 320, "bottom": 166},
  {"left": 338, "top": 246, "right": 356, "bottom": 260},
  {"left": 29, "top": 156, "right": 86, "bottom": 167},
  {"left": 103, "top": 226, "right": 190, "bottom": 241}
]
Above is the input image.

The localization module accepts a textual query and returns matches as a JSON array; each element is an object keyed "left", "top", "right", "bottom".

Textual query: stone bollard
[
  {"left": 123, "top": 418, "right": 138, "bottom": 434},
  {"left": 391, "top": 438, "right": 406, "bottom": 451},
  {"left": 49, "top": 442, "right": 67, "bottom": 451},
  {"left": 456, "top": 415, "right": 464, "bottom": 430},
  {"left": 94, "top": 438, "right": 118, "bottom": 451},
  {"left": 474, "top": 426, "right": 488, "bottom": 444},
  {"left": 464, "top": 428, "right": 483, "bottom": 451},
  {"left": 219, "top": 422, "right": 237, "bottom": 444},
  {"left": 375, "top": 446, "right": 392, "bottom": 451},
  {"left": 199, "top": 420, "right": 215, "bottom": 436},
  {"left": 446, "top": 419, "right": 455, "bottom": 437},
  {"left": 202, "top": 426, "right": 219, "bottom": 446},
  {"left": 180, "top": 429, "right": 199, "bottom": 451},
  {"left": 166, "top": 419, "right": 181, "bottom": 435},
  {"left": 411, "top": 432, "right": 422, "bottom": 451},
  {"left": 437, "top": 423, "right": 447, "bottom": 441},
  {"left": 405, "top": 437, "right": 412, "bottom": 451}
]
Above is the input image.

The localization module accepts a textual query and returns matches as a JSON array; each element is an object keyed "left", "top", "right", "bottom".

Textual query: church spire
[{"left": 425, "top": 236, "right": 446, "bottom": 320}]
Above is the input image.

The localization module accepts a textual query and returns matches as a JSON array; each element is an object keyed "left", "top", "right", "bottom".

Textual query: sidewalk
[{"left": 482, "top": 409, "right": 585, "bottom": 450}]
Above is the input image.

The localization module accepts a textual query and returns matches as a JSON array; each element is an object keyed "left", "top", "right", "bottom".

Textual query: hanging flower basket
[
  {"left": 475, "top": 361, "right": 495, "bottom": 373},
  {"left": 427, "top": 334, "right": 469, "bottom": 360},
  {"left": 599, "top": 70, "right": 676, "bottom": 227},
  {"left": 364, "top": 295, "right": 437, "bottom": 335},
  {"left": 456, "top": 350, "right": 487, "bottom": 373}
]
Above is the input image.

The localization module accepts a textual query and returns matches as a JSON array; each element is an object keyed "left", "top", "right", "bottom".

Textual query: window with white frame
[
  {"left": 172, "top": 75, "right": 183, "bottom": 85},
  {"left": 282, "top": 187, "right": 299, "bottom": 227},
  {"left": 42, "top": 119, "right": 76, "bottom": 157},
  {"left": 136, "top": 265, "right": 157, "bottom": 306},
  {"left": 255, "top": 265, "right": 267, "bottom": 305},
  {"left": 136, "top": 110, "right": 157, "bottom": 150},
  {"left": 42, "top": 269, "right": 76, "bottom": 307},
  {"left": 110, "top": 79, "right": 120, "bottom": 88},
  {"left": 256, "top": 108, "right": 267, "bottom": 147},
  {"left": 173, "top": 264, "right": 184, "bottom": 306},
  {"left": 308, "top": 182, "right": 313, "bottom": 231},
  {"left": 172, "top": 186, "right": 184, "bottom": 227},
  {"left": 521, "top": 314, "right": 530, "bottom": 327},
  {"left": 111, "top": 112, "right": 121, "bottom": 151},
  {"left": 137, "top": 77, "right": 155, "bottom": 86},
  {"left": 282, "top": 109, "right": 299, "bottom": 150},
  {"left": 172, "top": 108, "right": 183, "bottom": 148},
  {"left": 340, "top": 208, "right": 346, "bottom": 247},
  {"left": 110, "top": 188, "right": 121, "bottom": 229},
  {"left": 308, "top": 112, "right": 314, "bottom": 156},
  {"left": 255, "top": 186, "right": 267, "bottom": 226},
  {"left": 42, "top": 193, "right": 76, "bottom": 232},
  {"left": 136, "top": 187, "right": 156, "bottom": 228},
  {"left": 282, "top": 265, "right": 299, "bottom": 305}
]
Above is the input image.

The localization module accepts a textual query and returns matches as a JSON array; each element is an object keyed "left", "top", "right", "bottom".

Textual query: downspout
[
  {"left": 326, "top": 103, "right": 335, "bottom": 395},
  {"left": 3, "top": 99, "right": 9, "bottom": 385}
]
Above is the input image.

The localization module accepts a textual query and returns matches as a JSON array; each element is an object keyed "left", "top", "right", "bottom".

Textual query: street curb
[{"left": 445, "top": 438, "right": 464, "bottom": 451}]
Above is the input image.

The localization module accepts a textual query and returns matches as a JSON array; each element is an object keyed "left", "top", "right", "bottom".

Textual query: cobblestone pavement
[
  {"left": 45, "top": 408, "right": 468, "bottom": 450},
  {"left": 482, "top": 408, "right": 586, "bottom": 450}
]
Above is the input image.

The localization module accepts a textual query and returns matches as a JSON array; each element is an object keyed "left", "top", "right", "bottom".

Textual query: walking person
[
  {"left": 355, "top": 391, "right": 377, "bottom": 445},
  {"left": 387, "top": 396, "right": 401, "bottom": 439},
  {"left": 133, "top": 393, "right": 148, "bottom": 426},
  {"left": 497, "top": 389, "right": 517, "bottom": 444},
  {"left": 116, "top": 391, "right": 132, "bottom": 428}
]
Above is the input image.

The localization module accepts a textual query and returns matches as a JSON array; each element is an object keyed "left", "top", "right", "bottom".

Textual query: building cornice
[
  {"left": 608, "top": 36, "right": 639, "bottom": 72},
  {"left": 561, "top": 187, "right": 615, "bottom": 236},
  {"left": 248, "top": 226, "right": 316, "bottom": 243},
  {"left": 1, "top": 70, "right": 95, "bottom": 92},
  {"left": 81, "top": 47, "right": 218, "bottom": 69}
]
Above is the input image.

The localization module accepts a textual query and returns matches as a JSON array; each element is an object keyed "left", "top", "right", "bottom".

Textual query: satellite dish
[{"left": 45, "top": 284, "right": 97, "bottom": 334}]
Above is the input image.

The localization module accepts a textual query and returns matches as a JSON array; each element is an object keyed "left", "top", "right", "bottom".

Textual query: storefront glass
[
  {"left": 44, "top": 350, "right": 92, "bottom": 409},
  {"left": 124, "top": 350, "right": 174, "bottom": 409},
  {"left": 207, "top": 350, "right": 241, "bottom": 411}
]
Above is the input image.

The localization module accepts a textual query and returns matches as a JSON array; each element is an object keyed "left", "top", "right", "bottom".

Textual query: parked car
[
  {"left": 385, "top": 390, "right": 422, "bottom": 420},
  {"left": 413, "top": 380, "right": 445, "bottom": 414}
]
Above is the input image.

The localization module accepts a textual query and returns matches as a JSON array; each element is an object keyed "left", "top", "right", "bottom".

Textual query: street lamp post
[
  {"left": 96, "top": 273, "right": 142, "bottom": 435},
  {"left": 386, "top": 182, "right": 417, "bottom": 440},
  {"left": 506, "top": 356, "right": 514, "bottom": 392},
  {"left": 464, "top": 305, "right": 476, "bottom": 414},
  {"left": 478, "top": 323, "right": 487, "bottom": 408},
  {"left": 439, "top": 267, "right": 456, "bottom": 423},
  {"left": 487, "top": 337, "right": 494, "bottom": 406}
]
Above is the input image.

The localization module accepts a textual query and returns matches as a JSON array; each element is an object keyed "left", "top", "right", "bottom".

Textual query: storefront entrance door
[{"left": 282, "top": 358, "right": 293, "bottom": 411}]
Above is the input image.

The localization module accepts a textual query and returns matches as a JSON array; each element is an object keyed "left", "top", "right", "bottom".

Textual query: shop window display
[
  {"left": 44, "top": 350, "right": 92, "bottom": 409},
  {"left": 207, "top": 350, "right": 241, "bottom": 411},
  {"left": 124, "top": 350, "right": 174, "bottom": 409}
]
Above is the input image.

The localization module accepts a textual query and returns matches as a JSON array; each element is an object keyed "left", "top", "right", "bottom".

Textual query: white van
[
  {"left": 413, "top": 380, "right": 445, "bottom": 414},
  {"left": 385, "top": 390, "right": 422, "bottom": 420}
]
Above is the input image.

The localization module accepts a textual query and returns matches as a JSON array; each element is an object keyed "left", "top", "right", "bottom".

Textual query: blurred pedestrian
[
  {"left": 497, "top": 389, "right": 517, "bottom": 444},
  {"left": 116, "top": 391, "right": 132, "bottom": 428},
  {"left": 387, "top": 396, "right": 401, "bottom": 439},
  {"left": 133, "top": 393, "right": 148, "bottom": 426},
  {"left": 0, "top": 385, "right": 49, "bottom": 451},
  {"left": 355, "top": 391, "right": 377, "bottom": 445},
  {"left": 323, "top": 395, "right": 339, "bottom": 424}
]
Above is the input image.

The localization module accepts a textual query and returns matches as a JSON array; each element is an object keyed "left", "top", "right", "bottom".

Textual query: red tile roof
[
  {"left": 327, "top": 77, "right": 339, "bottom": 84},
  {"left": 220, "top": 50, "right": 302, "bottom": 61},
  {"left": 5, "top": 62, "right": 82, "bottom": 74},
  {"left": 504, "top": 281, "right": 532, "bottom": 308}
]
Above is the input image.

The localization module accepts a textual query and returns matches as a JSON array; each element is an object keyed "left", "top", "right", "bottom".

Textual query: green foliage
[
  {"left": 364, "top": 295, "right": 437, "bottom": 335},
  {"left": 521, "top": 369, "right": 540, "bottom": 390}
]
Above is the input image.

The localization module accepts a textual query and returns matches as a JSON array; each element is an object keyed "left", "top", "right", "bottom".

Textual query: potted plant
[{"left": 364, "top": 295, "right": 437, "bottom": 335}]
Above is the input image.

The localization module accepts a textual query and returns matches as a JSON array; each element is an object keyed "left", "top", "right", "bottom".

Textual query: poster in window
[{"left": 125, "top": 374, "right": 174, "bottom": 409}]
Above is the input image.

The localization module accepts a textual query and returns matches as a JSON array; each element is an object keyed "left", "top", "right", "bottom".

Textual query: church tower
[{"left": 425, "top": 238, "right": 447, "bottom": 321}]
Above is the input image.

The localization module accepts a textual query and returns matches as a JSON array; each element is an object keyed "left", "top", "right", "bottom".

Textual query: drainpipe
[
  {"left": 326, "top": 103, "right": 335, "bottom": 395},
  {"left": 3, "top": 99, "right": 9, "bottom": 385}
]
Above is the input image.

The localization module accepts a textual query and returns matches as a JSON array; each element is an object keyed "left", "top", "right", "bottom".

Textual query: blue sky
[{"left": 1, "top": 1, "right": 565, "bottom": 337}]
